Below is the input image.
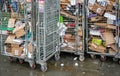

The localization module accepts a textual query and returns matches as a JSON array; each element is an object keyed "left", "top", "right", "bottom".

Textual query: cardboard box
[
  {"left": 12, "top": 47, "right": 23, "bottom": 56},
  {"left": 8, "top": 18, "right": 16, "bottom": 28},
  {"left": 102, "top": 31, "right": 115, "bottom": 46},
  {"left": 5, "top": 35, "right": 15, "bottom": 43},
  {"left": 88, "top": 3, "right": 106, "bottom": 15},
  {"left": 15, "top": 29, "right": 26, "bottom": 38}
]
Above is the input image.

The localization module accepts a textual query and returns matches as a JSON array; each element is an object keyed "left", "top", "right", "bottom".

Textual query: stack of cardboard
[
  {"left": 4, "top": 14, "right": 26, "bottom": 57},
  {"left": 88, "top": 0, "right": 117, "bottom": 54}
]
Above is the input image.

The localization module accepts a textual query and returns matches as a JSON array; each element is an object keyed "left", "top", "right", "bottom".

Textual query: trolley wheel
[
  {"left": 9, "top": 57, "right": 13, "bottom": 63},
  {"left": 41, "top": 64, "right": 47, "bottom": 72},
  {"left": 19, "top": 59, "right": 24, "bottom": 64},
  {"left": 79, "top": 55, "right": 85, "bottom": 62},
  {"left": 113, "top": 58, "right": 118, "bottom": 62},
  {"left": 55, "top": 54, "right": 60, "bottom": 61},
  {"left": 100, "top": 56, "right": 106, "bottom": 62},
  {"left": 29, "top": 62, "right": 36, "bottom": 69},
  {"left": 90, "top": 54, "right": 96, "bottom": 59}
]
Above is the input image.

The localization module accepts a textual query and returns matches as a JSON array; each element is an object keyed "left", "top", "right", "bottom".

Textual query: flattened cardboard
[
  {"left": 94, "top": 23, "right": 116, "bottom": 29},
  {"left": 88, "top": 3, "right": 106, "bottom": 15},
  {"left": 89, "top": 44, "right": 106, "bottom": 53},
  {"left": 90, "top": 16, "right": 103, "bottom": 22},
  {"left": 102, "top": 31, "right": 115, "bottom": 46},
  {"left": 109, "top": 49, "right": 116, "bottom": 54},
  {"left": 13, "top": 23, "right": 25, "bottom": 33},
  {"left": 60, "top": 11, "right": 81, "bottom": 20},
  {"left": 12, "top": 47, "right": 23, "bottom": 56},
  {"left": 5, "top": 35, "right": 15, "bottom": 43},
  {"left": 11, "top": 43, "right": 20, "bottom": 48},
  {"left": 15, "top": 29, "right": 26, "bottom": 38}
]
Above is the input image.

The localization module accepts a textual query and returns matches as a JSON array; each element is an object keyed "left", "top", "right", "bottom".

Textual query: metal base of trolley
[{"left": 87, "top": 50, "right": 118, "bottom": 62}]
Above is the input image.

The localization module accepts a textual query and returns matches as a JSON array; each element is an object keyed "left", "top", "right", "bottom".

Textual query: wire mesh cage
[
  {"left": 0, "top": 0, "right": 36, "bottom": 68},
  {"left": 35, "top": 0, "right": 60, "bottom": 72},
  {"left": 60, "top": 0, "right": 85, "bottom": 61},
  {"left": 85, "top": 0, "right": 120, "bottom": 61}
]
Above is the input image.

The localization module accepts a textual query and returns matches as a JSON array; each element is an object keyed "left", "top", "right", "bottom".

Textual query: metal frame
[
  {"left": 35, "top": 0, "right": 60, "bottom": 72},
  {"left": 0, "top": 0, "right": 35, "bottom": 68},
  {"left": 85, "top": 0, "right": 120, "bottom": 61},
  {"left": 60, "top": 1, "right": 85, "bottom": 61}
]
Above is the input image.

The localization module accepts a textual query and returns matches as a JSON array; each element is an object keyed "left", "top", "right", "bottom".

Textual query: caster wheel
[
  {"left": 9, "top": 57, "right": 13, "bottom": 63},
  {"left": 19, "top": 59, "right": 24, "bottom": 64},
  {"left": 41, "top": 64, "right": 47, "bottom": 72},
  {"left": 29, "top": 62, "right": 36, "bottom": 69},
  {"left": 55, "top": 54, "right": 60, "bottom": 61},
  {"left": 100, "top": 56, "right": 106, "bottom": 62},
  {"left": 113, "top": 58, "right": 118, "bottom": 62},
  {"left": 90, "top": 54, "right": 96, "bottom": 59},
  {"left": 79, "top": 56, "right": 85, "bottom": 62}
]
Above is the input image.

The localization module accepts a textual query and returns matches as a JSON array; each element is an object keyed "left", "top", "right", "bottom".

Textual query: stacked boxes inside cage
[{"left": 86, "top": 0, "right": 120, "bottom": 59}]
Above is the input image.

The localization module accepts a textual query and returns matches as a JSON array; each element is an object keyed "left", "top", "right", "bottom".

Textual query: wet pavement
[{"left": 0, "top": 53, "right": 120, "bottom": 76}]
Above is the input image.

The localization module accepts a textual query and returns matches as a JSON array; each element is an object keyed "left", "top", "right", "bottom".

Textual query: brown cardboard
[
  {"left": 106, "top": 4, "right": 113, "bottom": 12},
  {"left": 89, "top": 44, "right": 106, "bottom": 53},
  {"left": 13, "top": 23, "right": 25, "bottom": 33},
  {"left": 88, "top": 3, "right": 106, "bottom": 15},
  {"left": 94, "top": 23, "right": 116, "bottom": 29},
  {"left": 102, "top": 31, "right": 115, "bottom": 46},
  {"left": 110, "top": 44, "right": 118, "bottom": 52},
  {"left": 12, "top": 47, "right": 23, "bottom": 56},
  {"left": 11, "top": 43, "right": 20, "bottom": 48},
  {"left": 15, "top": 29, "right": 26, "bottom": 38},
  {"left": 60, "top": 11, "right": 81, "bottom": 20},
  {"left": 5, "top": 35, "right": 15, "bottom": 43},
  {"left": 61, "top": 0, "right": 70, "bottom": 3},
  {"left": 78, "top": 30, "right": 82, "bottom": 36},
  {"left": 28, "top": 43, "right": 33, "bottom": 53},
  {"left": 107, "top": 24, "right": 116, "bottom": 29},
  {"left": 109, "top": 49, "right": 116, "bottom": 54},
  {"left": 90, "top": 16, "right": 103, "bottom": 22},
  {"left": 8, "top": 18, "right": 16, "bottom": 28}
]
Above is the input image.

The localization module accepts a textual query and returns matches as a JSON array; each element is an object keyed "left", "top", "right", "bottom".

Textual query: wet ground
[{"left": 0, "top": 53, "right": 120, "bottom": 76}]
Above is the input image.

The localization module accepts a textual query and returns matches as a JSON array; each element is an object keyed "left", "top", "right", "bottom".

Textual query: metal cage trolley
[
  {"left": 85, "top": 0, "right": 120, "bottom": 62},
  {"left": 35, "top": 0, "right": 60, "bottom": 72},
  {"left": 0, "top": 0, "right": 36, "bottom": 69},
  {"left": 60, "top": 0, "right": 85, "bottom": 61}
]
